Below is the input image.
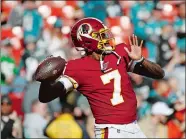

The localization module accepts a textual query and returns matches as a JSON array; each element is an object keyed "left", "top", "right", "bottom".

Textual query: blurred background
[{"left": 1, "top": 0, "right": 185, "bottom": 138}]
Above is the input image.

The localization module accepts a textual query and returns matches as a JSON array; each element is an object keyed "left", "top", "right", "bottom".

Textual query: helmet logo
[{"left": 77, "top": 23, "right": 92, "bottom": 41}]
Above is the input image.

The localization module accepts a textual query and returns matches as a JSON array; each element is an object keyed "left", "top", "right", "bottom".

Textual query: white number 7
[{"left": 100, "top": 70, "right": 124, "bottom": 106}]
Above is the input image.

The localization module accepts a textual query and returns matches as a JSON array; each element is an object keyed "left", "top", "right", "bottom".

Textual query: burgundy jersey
[{"left": 64, "top": 43, "right": 137, "bottom": 124}]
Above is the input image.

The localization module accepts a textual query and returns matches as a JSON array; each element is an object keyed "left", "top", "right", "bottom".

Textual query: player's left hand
[{"left": 124, "top": 34, "right": 143, "bottom": 60}]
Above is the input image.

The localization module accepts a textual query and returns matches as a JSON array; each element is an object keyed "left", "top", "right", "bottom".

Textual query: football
[{"left": 34, "top": 56, "right": 66, "bottom": 82}]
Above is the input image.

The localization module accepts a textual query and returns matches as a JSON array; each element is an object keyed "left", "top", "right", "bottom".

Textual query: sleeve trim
[
  {"left": 58, "top": 76, "right": 74, "bottom": 92},
  {"left": 63, "top": 75, "right": 79, "bottom": 89}
]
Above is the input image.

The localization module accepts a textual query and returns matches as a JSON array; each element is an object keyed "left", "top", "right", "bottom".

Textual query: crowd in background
[{"left": 1, "top": 0, "right": 185, "bottom": 138}]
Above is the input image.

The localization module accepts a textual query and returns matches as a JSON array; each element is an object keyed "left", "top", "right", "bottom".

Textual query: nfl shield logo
[{"left": 103, "top": 62, "right": 109, "bottom": 70}]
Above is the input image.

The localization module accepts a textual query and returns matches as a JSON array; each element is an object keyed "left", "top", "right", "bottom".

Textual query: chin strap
[{"left": 100, "top": 50, "right": 121, "bottom": 73}]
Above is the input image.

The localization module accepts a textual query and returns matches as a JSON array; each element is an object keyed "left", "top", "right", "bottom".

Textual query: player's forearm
[
  {"left": 39, "top": 81, "right": 66, "bottom": 103},
  {"left": 133, "top": 58, "right": 165, "bottom": 79}
]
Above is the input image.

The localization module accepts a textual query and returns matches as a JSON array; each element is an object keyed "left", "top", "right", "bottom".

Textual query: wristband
[
  {"left": 128, "top": 57, "right": 144, "bottom": 72},
  {"left": 134, "top": 56, "right": 144, "bottom": 63}
]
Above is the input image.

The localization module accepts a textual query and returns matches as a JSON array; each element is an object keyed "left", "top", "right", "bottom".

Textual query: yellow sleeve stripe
[{"left": 101, "top": 128, "right": 105, "bottom": 139}]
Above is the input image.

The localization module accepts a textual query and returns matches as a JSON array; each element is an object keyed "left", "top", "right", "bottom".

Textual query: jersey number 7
[{"left": 100, "top": 70, "right": 124, "bottom": 106}]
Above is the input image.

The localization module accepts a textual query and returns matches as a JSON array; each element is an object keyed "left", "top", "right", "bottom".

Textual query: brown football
[{"left": 34, "top": 56, "right": 66, "bottom": 82}]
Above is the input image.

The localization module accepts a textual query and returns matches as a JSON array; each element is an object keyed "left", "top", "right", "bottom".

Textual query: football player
[{"left": 38, "top": 18, "right": 165, "bottom": 138}]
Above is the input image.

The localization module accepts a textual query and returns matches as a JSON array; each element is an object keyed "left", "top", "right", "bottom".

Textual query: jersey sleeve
[
  {"left": 116, "top": 43, "right": 133, "bottom": 71},
  {"left": 63, "top": 62, "right": 80, "bottom": 89}
]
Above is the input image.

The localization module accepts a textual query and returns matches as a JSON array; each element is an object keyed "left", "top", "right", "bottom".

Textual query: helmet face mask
[
  {"left": 92, "top": 28, "right": 116, "bottom": 53},
  {"left": 71, "top": 18, "right": 116, "bottom": 54}
]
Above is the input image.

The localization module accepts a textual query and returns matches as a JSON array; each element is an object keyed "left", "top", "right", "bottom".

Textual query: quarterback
[{"left": 35, "top": 18, "right": 164, "bottom": 138}]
